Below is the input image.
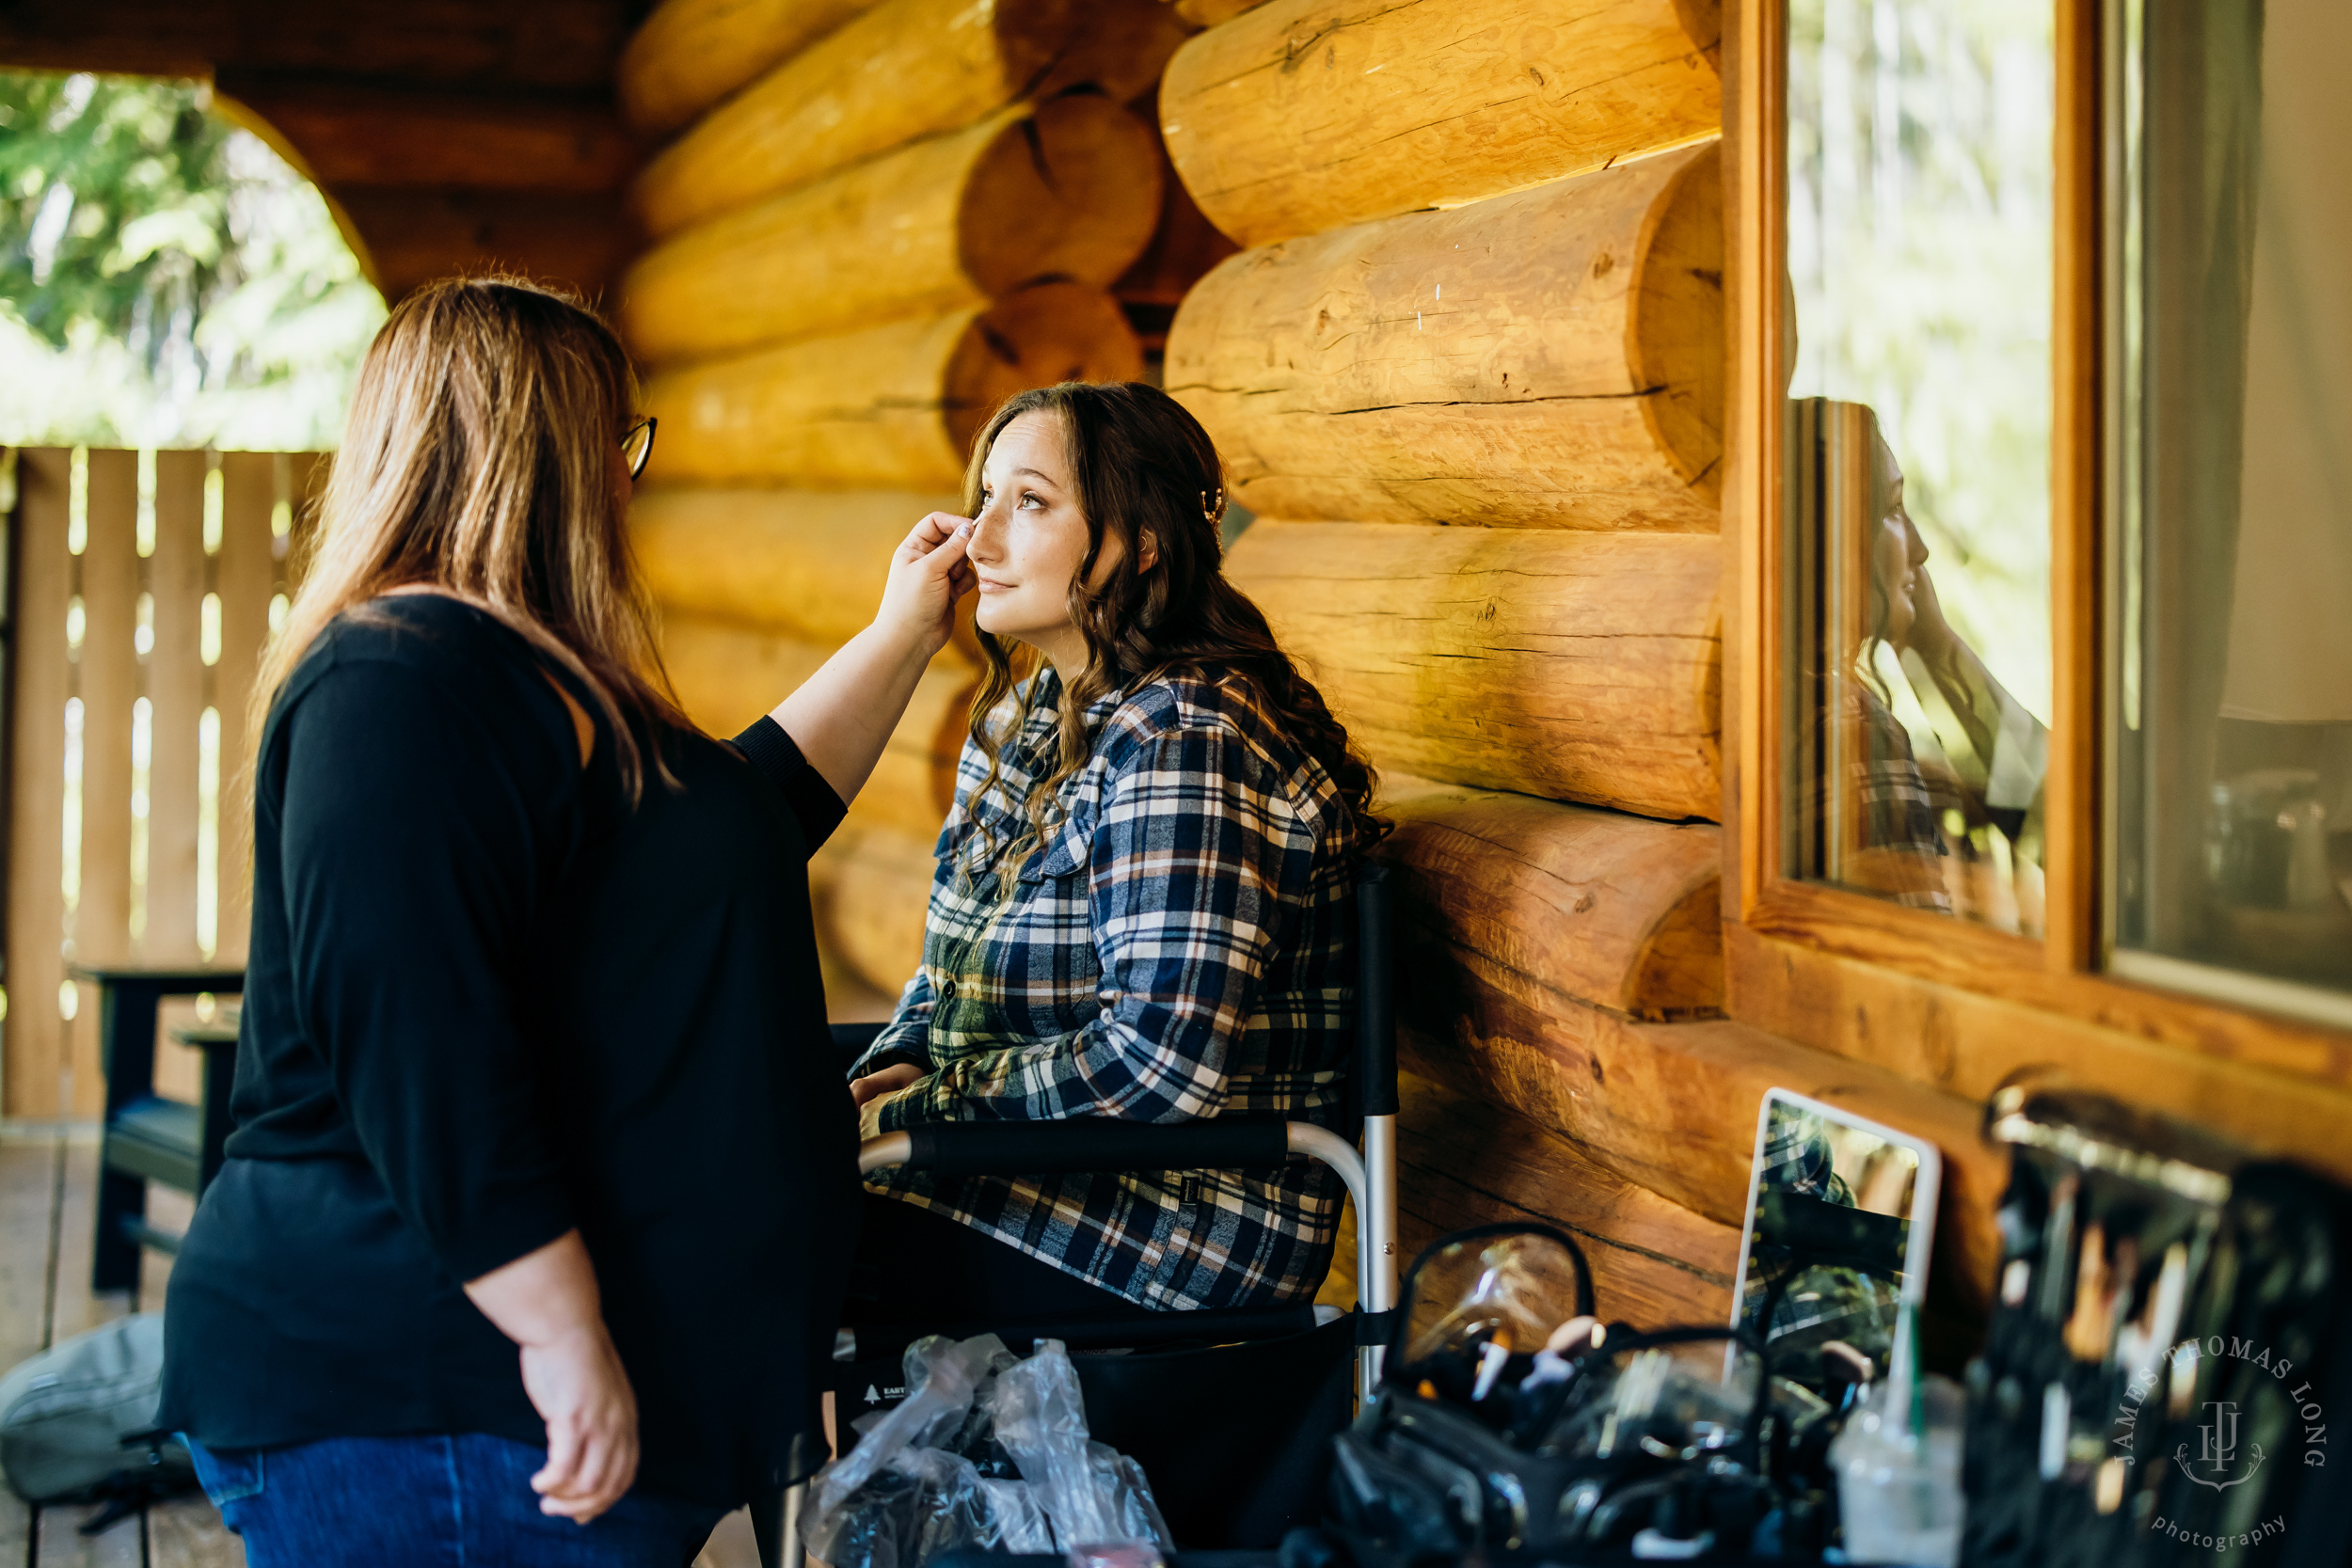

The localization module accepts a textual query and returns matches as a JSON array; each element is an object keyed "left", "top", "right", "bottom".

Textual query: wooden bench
[{"left": 74, "top": 967, "right": 245, "bottom": 1293}]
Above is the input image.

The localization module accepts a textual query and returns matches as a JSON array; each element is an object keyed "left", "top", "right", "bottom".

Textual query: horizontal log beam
[
  {"left": 629, "top": 486, "right": 967, "bottom": 652},
  {"left": 1397, "top": 1073, "right": 1738, "bottom": 1328},
  {"left": 1168, "top": 142, "right": 1723, "bottom": 531},
  {"left": 1382, "top": 774, "right": 1722, "bottom": 1019},
  {"left": 329, "top": 187, "right": 636, "bottom": 302},
  {"left": 644, "top": 283, "right": 1142, "bottom": 489},
  {"left": 1163, "top": 0, "right": 1721, "bottom": 247},
  {"left": 1399, "top": 952, "right": 2005, "bottom": 1325},
  {"left": 622, "top": 97, "right": 1162, "bottom": 364},
  {"left": 812, "top": 824, "right": 936, "bottom": 998},
  {"left": 660, "top": 610, "right": 826, "bottom": 733},
  {"left": 1320, "top": 1071, "right": 1740, "bottom": 1327},
  {"left": 226, "top": 79, "right": 636, "bottom": 193},
  {"left": 632, "top": 0, "right": 1185, "bottom": 237},
  {"left": 618, "top": 0, "right": 877, "bottom": 137},
  {"left": 659, "top": 614, "right": 970, "bottom": 843},
  {"left": 1232, "top": 522, "right": 1721, "bottom": 819},
  {"left": 0, "top": 3, "right": 628, "bottom": 91}
]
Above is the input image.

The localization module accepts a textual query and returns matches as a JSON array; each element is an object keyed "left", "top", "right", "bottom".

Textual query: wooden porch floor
[
  {"left": 0, "top": 1135, "right": 765, "bottom": 1568},
  {"left": 0, "top": 1133, "right": 235, "bottom": 1567}
]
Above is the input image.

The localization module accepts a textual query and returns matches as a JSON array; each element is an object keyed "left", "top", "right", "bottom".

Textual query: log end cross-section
[
  {"left": 1380, "top": 773, "right": 1725, "bottom": 1021},
  {"left": 621, "top": 97, "right": 1164, "bottom": 366}
]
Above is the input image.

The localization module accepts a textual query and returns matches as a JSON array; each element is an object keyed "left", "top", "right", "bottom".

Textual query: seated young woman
[{"left": 843, "top": 381, "right": 1386, "bottom": 1325}]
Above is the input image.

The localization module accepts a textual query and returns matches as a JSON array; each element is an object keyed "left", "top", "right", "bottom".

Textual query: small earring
[{"left": 1200, "top": 487, "right": 1224, "bottom": 523}]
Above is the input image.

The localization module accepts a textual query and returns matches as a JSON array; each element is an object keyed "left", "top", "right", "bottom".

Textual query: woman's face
[
  {"left": 1872, "top": 498, "right": 1918, "bottom": 649},
  {"left": 967, "top": 411, "right": 1120, "bottom": 675}
]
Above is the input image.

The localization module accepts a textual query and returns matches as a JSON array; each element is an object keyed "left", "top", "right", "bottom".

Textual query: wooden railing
[{"left": 2, "top": 448, "right": 317, "bottom": 1121}]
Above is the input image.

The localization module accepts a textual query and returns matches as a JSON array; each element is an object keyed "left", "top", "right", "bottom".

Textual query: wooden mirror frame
[{"left": 1720, "top": 0, "right": 2352, "bottom": 1173}]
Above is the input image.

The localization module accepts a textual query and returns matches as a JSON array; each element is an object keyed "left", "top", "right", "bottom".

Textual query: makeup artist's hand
[{"left": 875, "top": 512, "right": 977, "bottom": 658}]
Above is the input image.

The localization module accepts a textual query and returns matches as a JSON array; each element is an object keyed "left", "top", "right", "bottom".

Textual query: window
[
  {"left": 2107, "top": 0, "right": 2352, "bottom": 1023},
  {"left": 1783, "top": 0, "right": 2058, "bottom": 936}
]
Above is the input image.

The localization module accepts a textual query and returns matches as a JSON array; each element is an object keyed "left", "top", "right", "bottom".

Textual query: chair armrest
[{"left": 866, "top": 1118, "right": 1293, "bottom": 1179}]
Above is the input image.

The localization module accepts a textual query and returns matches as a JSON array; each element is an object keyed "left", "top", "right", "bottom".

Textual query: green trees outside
[{"left": 0, "top": 71, "right": 384, "bottom": 449}]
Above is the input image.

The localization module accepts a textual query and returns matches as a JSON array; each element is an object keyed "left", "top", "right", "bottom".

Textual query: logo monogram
[{"left": 2175, "top": 1399, "right": 2266, "bottom": 1491}]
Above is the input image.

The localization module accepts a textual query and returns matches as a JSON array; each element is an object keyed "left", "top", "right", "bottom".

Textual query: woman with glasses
[{"left": 158, "top": 277, "right": 974, "bottom": 1566}]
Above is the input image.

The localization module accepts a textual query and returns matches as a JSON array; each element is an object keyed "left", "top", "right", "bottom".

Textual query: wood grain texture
[
  {"left": 1381, "top": 774, "right": 1722, "bottom": 1020},
  {"left": 1170, "top": 0, "right": 1270, "bottom": 25},
  {"left": 0, "top": 0, "right": 630, "bottom": 91},
  {"left": 618, "top": 0, "right": 877, "bottom": 135},
  {"left": 631, "top": 0, "right": 1185, "bottom": 237},
  {"left": 1741, "top": 879, "right": 2352, "bottom": 1089},
  {"left": 330, "top": 188, "right": 637, "bottom": 303},
  {"left": 1726, "top": 920, "right": 2352, "bottom": 1195},
  {"left": 146, "top": 451, "right": 206, "bottom": 965},
  {"left": 225, "top": 80, "right": 636, "bottom": 193},
  {"left": 2044, "top": 0, "right": 2102, "bottom": 973},
  {"left": 211, "top": 452, "right": 278, "bottom": 969},
  {"left": 0, "top": 1139, "right": 242, "bottom": 1562},
  {"left": 811, "top": 824, "right": 935, "bottom": 997},
  {"left": 645, "top": 283, "right": 1143, "bottom": 488},
  {"left": 1391, "top": 1071, "right": 1740, "bottom": 1328},
  {"left": 1231, "top": 522, "right": 1721, "bottom": 819},
  {"left": 72, "top": 452, "right": 139, "bottom": 1117},
  {"left": 1162, "top": 0, "right": 1721, "bottom": 247},
  {"left": 1168, "top": 142, "right": 1724, "bottom": 530},
  {"left": 659, "top": 615, "right": 971, "bottom": 842},
  {"left": 622, "top": 96, "right": 1162, "bottom": 364},
  {"left": 660, "top": 610, "right": 830, "bottom": 736},
  {"left": 1399, "top": 957, "right": 2003, "bottom": 1319},
  {"left": 631, "top": 485, "right": 963, "bottom": 649},
  {"left": 7, "top": 454, "right": 72, "bottom": 1119},
  {"left": 1111, "top": 131, "right": 1242, "bottom": 312}
]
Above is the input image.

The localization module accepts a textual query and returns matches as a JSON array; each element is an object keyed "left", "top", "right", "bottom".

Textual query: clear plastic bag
[{"left": 802, "top": 1335, "right": 1169, "bottom": 1568}]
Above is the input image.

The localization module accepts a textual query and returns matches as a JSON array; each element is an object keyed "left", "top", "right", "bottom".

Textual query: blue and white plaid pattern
[{"left": 856, "top": 669, "right": 1361, "bottom": 1310}]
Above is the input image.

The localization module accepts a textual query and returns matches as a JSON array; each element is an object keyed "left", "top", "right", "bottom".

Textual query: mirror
[{"left": 1730, "top": 1089, "right": 1941, "bottom": 1403}]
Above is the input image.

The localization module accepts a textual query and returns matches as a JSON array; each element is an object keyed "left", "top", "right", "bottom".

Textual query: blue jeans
[{"left": 183, "top": 1433, "right": 728, "bottom": 1567}]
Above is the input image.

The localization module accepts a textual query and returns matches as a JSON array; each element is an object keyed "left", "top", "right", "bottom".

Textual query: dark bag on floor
[{"left": 0, "top": 1312, "right": 194, "bottom": 1504}]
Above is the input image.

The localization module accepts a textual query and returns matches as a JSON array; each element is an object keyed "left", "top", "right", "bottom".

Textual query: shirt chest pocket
[{"left": 1017, "top": 810, "right": 1093, "bottom": 888}]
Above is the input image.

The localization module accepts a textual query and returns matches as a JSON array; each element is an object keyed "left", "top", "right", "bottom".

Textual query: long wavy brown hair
[
  {"left": 254, "top": 277, "right": 689, "bottom": 799},
  {"left": 961, "top": 381, "right": 1386, "bottom": 872}
]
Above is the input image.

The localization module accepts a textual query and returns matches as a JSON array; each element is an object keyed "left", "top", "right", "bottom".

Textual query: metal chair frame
[{"left": 758, "top": 866, "right": 1402, "bottom": 1568}]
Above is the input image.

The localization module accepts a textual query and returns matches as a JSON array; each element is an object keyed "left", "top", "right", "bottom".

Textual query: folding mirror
[{"left": 1730, "top": 1089, "right": 1942, "bottom": 1402}]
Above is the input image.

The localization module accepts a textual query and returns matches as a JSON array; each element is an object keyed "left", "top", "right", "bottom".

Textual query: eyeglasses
[{"left": 622, "top": 417, "right": 657, "bottom": 481}]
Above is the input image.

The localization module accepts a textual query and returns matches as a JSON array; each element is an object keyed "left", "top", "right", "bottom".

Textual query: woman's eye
[{"left": 1018, "top": 492, "right": 1042, "bottom": 510}]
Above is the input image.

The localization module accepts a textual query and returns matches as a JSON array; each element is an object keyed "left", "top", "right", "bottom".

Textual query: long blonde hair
[{"left": 254, "top": 277, "right": 688, "bottom": 797}]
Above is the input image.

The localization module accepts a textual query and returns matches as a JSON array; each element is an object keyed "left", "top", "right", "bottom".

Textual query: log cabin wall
[
  {"left": 609, "top": 0, "right": 1210, "bottom": 1009},
  {"left": 1155, "top": 0, "right": 2002, "bottom": 1336}
]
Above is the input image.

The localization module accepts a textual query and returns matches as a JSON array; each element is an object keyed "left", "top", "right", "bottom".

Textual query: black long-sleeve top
[{"left": 160, "top": 594, "right": 860, "bottom": 1508}]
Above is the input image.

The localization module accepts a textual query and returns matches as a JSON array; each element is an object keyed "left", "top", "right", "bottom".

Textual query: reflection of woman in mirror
[
  {"left": 1741, "top": 1106, "right": 1900, "bottom": 1398},
  {"left": 1828, "top": 410, "right": 2051, "bottom": 919}
]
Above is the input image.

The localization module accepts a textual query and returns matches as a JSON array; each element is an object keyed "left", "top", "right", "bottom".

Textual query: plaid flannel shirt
[{"left": 853, "top": 668, "right": 1360, "bottom": 1311}]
